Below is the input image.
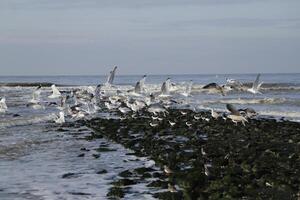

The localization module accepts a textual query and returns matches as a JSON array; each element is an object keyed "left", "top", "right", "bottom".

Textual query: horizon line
[{"left": 0, "top": 72, "right": 299, "bottom": 77}]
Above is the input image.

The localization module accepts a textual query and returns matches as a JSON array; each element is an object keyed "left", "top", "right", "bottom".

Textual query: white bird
[
  {"left": 0, "top": 97, "right": 8, "bottom": 113},
  {"left": 186, "top": 122, "right": 192, "bottom": 127},
  {"left": 105, "top": 66, "right": 117, "bottom": 86},
  {"left": 105, "top": 102, "right": 120, "bottom": 110},
  {"left": 29, "top": 85, "right": 42, "bottom": 103},
  {"left": 226, "top": 104, "right": 248, "bottom": 126},
  {"left": 134, "top": 81, "right": 142, "bottom": 94},
  {"left": 211, "top": 109, "right": 220, "bottom": 119},
  {"left": 180, "top": 111, "right": 187, "bottom": 115},
  {"left": 54, "top": 112, "right": 65, "bottom": 124},
  {"left": 118, "top": 107, "right": 131, "bottom": 114},
  {"left": 148, "top": 104, "right": 166, "bottom": 115},
  {"left": 169, "top": 121, "right": 176, "bottom": 126},
  {"left": 194, "top": 115, "right": 201, "bottom": 120},
  {"left": 227, "top": 114, "right": 248, "bottom": 126},
  {"left": 247, "top": 74, "right": 263, "bottom": 94},
  {"left": 181, "top": 80, "right": 193, "bottom": 97},
  {"left": 204, "top": 164, "right": 211, "bottom": 176},
  {"left": 226, "top": 78, "right": 243, "bottom": 90},
  {"left": 168, "top": 183, "right": 177, "bottom": 193},
  {"left": 139, "top": 75, "right": 147, "bottom": 92},
  {"left": 164, "top": 165, "right": 173, "bottom": 175},
  {"left": 201, "top": 147, "right": 207, "bottom": 156},
  {"left": 48, "top": 84, "right": 61, "bottom": 99},
  {"left": 149, "top": 122, "right": 158, "bottom": 127},
  {"left": 160, "top": 78, "right": 171, "bottom": 96}
]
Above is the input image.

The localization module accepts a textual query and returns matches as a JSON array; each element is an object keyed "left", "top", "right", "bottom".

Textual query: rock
[
  {"left": 96, "top": 169, "right": 108, "bottom": 174},
  {"left": 77, "top": 153, "right": 85, "bottom": 157}
]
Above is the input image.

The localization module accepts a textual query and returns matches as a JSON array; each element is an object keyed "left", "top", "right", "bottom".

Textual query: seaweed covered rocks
[{"left": 86, "top": 109, "right": 300, "bottom": 199}]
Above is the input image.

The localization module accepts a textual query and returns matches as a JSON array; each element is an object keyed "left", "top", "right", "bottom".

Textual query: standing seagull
[
  {"left": 226, "top": 104, "right": 248, "bottom": 126},
  {"left": 48, "top": 84, "right": 61, "bottom": 99},
  {"left": 105, "top": 66, "right": 117, "bottom": 86},
  {"left": 0, "top": 97, "right": 8, "bottom": 113},
  {"left": 54, "top": 111, "right": 65, "bottom": 124},
  {"left": 247, "top": 74, "right": 263, "bottom": 94}
]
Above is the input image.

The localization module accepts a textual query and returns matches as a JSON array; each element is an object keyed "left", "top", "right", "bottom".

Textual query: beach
[{"left": 0, "top": 74, "right": 300, "bottom": 199}]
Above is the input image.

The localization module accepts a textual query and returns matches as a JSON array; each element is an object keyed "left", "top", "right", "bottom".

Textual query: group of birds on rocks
[{"left": 0, "top": 66, "right": 263, "bottom": 126}]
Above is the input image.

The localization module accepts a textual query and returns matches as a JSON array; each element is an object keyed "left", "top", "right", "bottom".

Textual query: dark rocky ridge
[
  {"left": 0, "top": 82, "right": 68, "bottom": 87},
  {"left": 86, "top": 109, "right": 300, "bottom": 199}
]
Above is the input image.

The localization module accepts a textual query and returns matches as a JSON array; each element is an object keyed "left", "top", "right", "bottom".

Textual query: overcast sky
[{"left": 0, "top": 0, "right": 299, "bottom": 75}]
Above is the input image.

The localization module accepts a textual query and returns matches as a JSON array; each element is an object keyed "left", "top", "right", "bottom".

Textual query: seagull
[
  {"left": 139, "top": 75, "right": 147, "bottom": 92},
  {"left": 0, "top": 97, "right": 8, "bottom": 113},
  {"left": 160, "top": 78, "right": 171, "bottom": 96},
  {"left": 48, "top": 84, "right": 61, "bottom": 99},
  {"left": 134, "top": 81, "right": 142, "bottom": 94},
  {"left": 169, "top": 121, "right": 176, "bottom": 126},
  {"left": 239, "top": 107, "right": 258, "bottom": 118},
  {"left": 226, "top": 78, "right": 243, "bottom": 90},
  {"left": 247, "top": 74, "right": 263, "bottom": 94},
  {"left": 194, "top": 115, "right": 201, "bottom": 120},
  {"left": 151, "top": 116, "right": 158, "bottom": 120},
  {"left": 105, "top": 66, "right": 117, "bottom": 86},
  {"left": 54, "top": 111, "right": 65, "bottom": 124},
  {"left": 211, "top": 109, "right": 220, "bottom": 119},
  {"left": 164, "top": 165, "right": 173, "bottom": 175},
  {"left": 149, "top": 122, "right": 158, "bottom": 127},
  {"left": 226, "top": 104, "right": 248, "bottom": 126},
  {"left": 168, "top": 183, "right": 177, "bottom": 193},
  {"left": 180, "top": 111, "right": 187, "bottom": 115},
  {"left": 202, "top": 83, "right": 225, "bottom": 96},
  {"left": 204, "top": 164, "right": 211, "bottom": 176},
  {"left": 29, "top": 85, "right": 42, "bottom": 103},
  {"left": 201, "top": 147, "right": 207, "bottom": 156},
  {"left": 181, "top": 80, "right": 193, "bottom": 97},
  {"left": 186, "top": 122, "right": 192, "bottom": 127},
  {"left": 118, "top": 106, "right": 131, "bottom": 114},
  {"left": 148, "top": 104, "right": 166, "bottom": 115},
  {"left": 201, "top": 117, "right": 210, "bottom": 122}
]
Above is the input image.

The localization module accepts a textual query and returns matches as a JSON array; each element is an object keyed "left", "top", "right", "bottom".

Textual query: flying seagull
[
  {"left": 160, "top": 78, "right": 171, "bottom": 96},
  {"left": 105, "top": 66, "right": 117, "bottom": 86},
  {"left": 247, "top": 74, "right": 263, "bottom": 94},
  {"left": 202, "top": 83, "right": 225, "bottom": 96}
]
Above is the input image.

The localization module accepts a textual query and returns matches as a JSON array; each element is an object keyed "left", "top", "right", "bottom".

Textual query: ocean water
[{"left": 0, "top": 73, "right": 299, "bottom": 199}]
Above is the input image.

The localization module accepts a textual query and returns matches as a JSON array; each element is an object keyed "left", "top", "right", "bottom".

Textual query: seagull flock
[{"left": 0, "top": 66, "right": 263, "bottom": 126}]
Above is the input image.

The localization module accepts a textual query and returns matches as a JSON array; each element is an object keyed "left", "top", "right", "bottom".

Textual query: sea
[{"left": 0, "top": 73, "right": 299, "bottom": 199}]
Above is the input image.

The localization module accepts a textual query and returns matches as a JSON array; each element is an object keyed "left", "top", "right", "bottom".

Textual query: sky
[{"left": 0, "top": 0, "right": 299, "bottom": 75}]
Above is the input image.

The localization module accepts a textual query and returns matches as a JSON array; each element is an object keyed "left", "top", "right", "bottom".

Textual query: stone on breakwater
[{"left": 86, "top": 109, "right": 300, "bottom": 199}]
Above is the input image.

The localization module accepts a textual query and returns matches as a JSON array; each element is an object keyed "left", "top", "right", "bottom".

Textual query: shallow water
[{"left": 0, "top": 73, "right": 299, "bottom": 199}]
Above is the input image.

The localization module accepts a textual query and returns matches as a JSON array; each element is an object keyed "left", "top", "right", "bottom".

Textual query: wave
[
  {"left": 202, "top": 97, "right": 291, "bottom": 105},
  {"left": 0, "top": 114, "right": 56, "bottom": 128},
  {"left": 259, "top": 111, "right": 300, "bottom": 120}
]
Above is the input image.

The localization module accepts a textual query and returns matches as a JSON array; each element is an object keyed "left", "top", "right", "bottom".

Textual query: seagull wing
[
  {"left": 226, "top": 104, "right": 240, "bottom": 115},
  {"left": 109, "top": 66, "right": 117, "bottom": 84},
  {"left": 253, "top": 74, "right": 261, "bottom": 89},
  {"left": 203, "top": 83, "right": 218, "bottom": 89}
]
